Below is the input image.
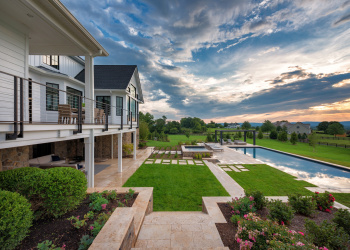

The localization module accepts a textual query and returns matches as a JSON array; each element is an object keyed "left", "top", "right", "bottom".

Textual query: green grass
[
  {"left": 147, "top": 134, "right": 206, "bottom": 147},
  {"left": 333, "top": 193, "right": 350, "bottom": 207},
  {"left": 246, "top": 137, "right": 350, "bottom": 168},
  {"left": 223, "top": 164, "right": 316, "bottom": 196},
  {"left": 123, "top": 163, "right": 229, "bottom": 211}
]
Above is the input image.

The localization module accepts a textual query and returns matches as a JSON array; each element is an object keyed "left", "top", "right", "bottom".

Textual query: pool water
[
  {"left": 232, "top": 147, "right": 350, "bottom": 190},
  {"left": 184, "top": 146, "right": 208, "bottom": 152}
]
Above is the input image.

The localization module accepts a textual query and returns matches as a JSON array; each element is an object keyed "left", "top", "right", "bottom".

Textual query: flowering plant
[
  {"left": 235, "top": 213, "right": 316, "bottom": 249},
  {"left": 312, "top": 191, "right": 335, "bottom": 212},
  {"left": 228, "top": 196, "right": 256, "bottom": 218}
]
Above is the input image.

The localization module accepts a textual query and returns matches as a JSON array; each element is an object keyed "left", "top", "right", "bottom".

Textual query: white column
[
  {"left": 84, "top": 130, "right": 95, "bottom": 188},
  {"left": 133, "top": 131, "right": 137, "bottom": 160},
  {"left": 111, "top": 134, "right": 113, "bottom": 159},
  {"left": 118, "top": 133, "right": 123, "bottom": 172},
  {"left": 85, "top": 55, "right": 94, "bottom": 124}
]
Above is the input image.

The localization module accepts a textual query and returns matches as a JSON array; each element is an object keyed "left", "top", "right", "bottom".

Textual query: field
[{"left": 123, "top": 163, "right": 229, "bottom": 211}]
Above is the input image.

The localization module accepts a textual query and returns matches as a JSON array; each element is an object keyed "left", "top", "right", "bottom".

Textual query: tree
[
  {"left": 326, "top": 122, "right": 345, "bottom": 136},
  {"left": 261, "top": 120, "right": 275, "bottom": 133},
  {"left": 184, "top": 129, "right": 191, "bottom": 139},
  {"left": 282, "top": 125, "right": 288, "bottom": 132},
  {"left": 139, "top": 121, "right": 150, "bottom": 141},
  {"left": 139, "top": 112, "right": 154, "bottom": 127},
  {"left": 224, "top": 122, "right": 228, "bottom": 127},
  {"left": 238, "top": 131, "right": 242, "bottom": 138},
  {"left": 308, "top": 132, "right": 317, "bottom": 152},
  {"left": 242, "top": 121, "right": 251, "bottom": 129},
  {"left": 276, "top": 126, "right": 282, "bottom": 132},
  {"left": 269, "top": 130, "right": 278, "bottom": 139},
  {"left": 206, "top": 133, "right": 213, "bottom": 142},
  {"left": 290, "top": 132, "right": 298, "bottom": 145},
  {"left": 301, "top": 133, "right": 308, "bottom": 140},
  {"left": 317, "top": 121, "right": 329, "bottom": 132},
  {"left": 258, "top": 130, "right": 263, "bottom": 139},
  {"left": 255, "top": 126, "right": 260, "bottom": 131},
  {"left": 278, "top": 131, "right": 288, "bottom": 142}
]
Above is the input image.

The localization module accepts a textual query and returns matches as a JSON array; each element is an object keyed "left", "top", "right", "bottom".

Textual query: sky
[{"left": 61, "top": 0, "right": 350, "bottom": 123}]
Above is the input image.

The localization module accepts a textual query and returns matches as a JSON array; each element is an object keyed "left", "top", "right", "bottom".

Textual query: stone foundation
[{"left": 0, "top": 146, "right": 30, "bottom": 171}]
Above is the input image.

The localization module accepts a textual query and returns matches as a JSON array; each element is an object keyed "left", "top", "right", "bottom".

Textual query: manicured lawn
[
  {"left": 333, "top": 193, "right": 350, "bottom": 208},
  {"left": 123, "top": 163, "right": 229, "bottom": 211},
  {"left": 146, "top": 134, "right": 206, "bottom": 147},
  {"left": 222, "top": 164, "right": 316, "bottom": 196},
  {"left": 245, "top": 138, "right": 350, "bottom": 168}
]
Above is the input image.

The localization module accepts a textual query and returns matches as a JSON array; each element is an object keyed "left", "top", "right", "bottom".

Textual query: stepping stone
[
  {"left": 223, "top": 167, "right": 232, "bottom": 171},
  {"left": 241, "top": 169, "right": 249, "bottom": 171},
  {"left": 145, "top": 161, "right": 153, "bottom": 164},
  {"left": 236, "top": 165, "right": 245, "bottom": 169},
  {"left": 172, "top": 160, "right": 178, "bottom": 164},
  {"left": 179, "top": 162, "right": 187, "bottom": 165},
  {"left": 179, "top": 160, "right": 186, "bottom": 163},
  {"left": 194, "top": 161, "right": 202, "bottom": 164},
  {"left": 196, "top": 164, "right": 204, "bottom": 166},
  {"left": 155, "top": 159, "right": 162, "bottom": 164},
  {"left": 163, "top": 163, "right": 170, "bottom": 165},
  {"left": 171, "top": 151, "right": 177, "bottom": 154},
  {"left": 165, "top": 151, "right": 170, "bottom": 154},
  {"left": 229, "top": 166, "right": 241, "bottom": 172},
  {"left": 163, "top": 160, "right": 171, "bottom": 163},
  {"left": 187, "top": 160, "right": 194, "bottom": 165},
  {"left": 176, "top": 151, "right": 182, "bottom": 154}
]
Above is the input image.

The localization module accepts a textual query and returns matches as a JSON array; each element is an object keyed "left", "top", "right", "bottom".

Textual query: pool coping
[{"left": 228, "top": 145, "right": 350, "bottom": 172}]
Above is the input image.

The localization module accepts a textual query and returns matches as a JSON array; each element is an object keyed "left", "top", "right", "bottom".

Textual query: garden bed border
[{"left": 87, "top": 187, "right": 153, "bottom": 250}]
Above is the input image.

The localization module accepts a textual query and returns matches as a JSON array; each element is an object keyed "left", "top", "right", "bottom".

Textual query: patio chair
[
  {"left": 99, "top": 109, "right": 106, "bottom": 124},
  {"left": 94, "top": 108, "right": 100, "bottom": 124},
  {"left": 234, "top": 140, "right": 247, "bottom": 145},
  {"left": 227, "top": 139, "right": 233, "bottom": 144},
  {"left": 58, "top": 104, "right": 78, "bottom": 124}
]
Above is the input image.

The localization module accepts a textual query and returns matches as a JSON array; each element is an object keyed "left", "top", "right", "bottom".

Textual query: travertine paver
[
  {"left": 135, "top": 212, "right": 225, "bottom": 249},
  {"left": 241, "top": 169, "right": 249, "bottom": 171},
  {"left": 145, "top": 161, "right": 154, "bottom": 164},
  {"left": 222, "top": 167, "right": 232, "bottom": 171},
  {"left": 171, "top": 160, "right": 178, "bottom": 164},
  {"left": 163, "top": 163, "right": 170, "bottom": 165},
  {"left": 236, "top": 165, "right": 245, "bottom": 169},
  {"left": 165, "top": 151, "right": 170, "bottom": 154},
  {"left": 187, "top": 160, "right": 194, "bottom": 165},
  {"left": 194, "top": 160, "right": 203, "bottom": 164},
  {"left": 179, "top": 162, "right": 187, "bottom": 165},
  {"left": 171, "top": 151, "right": 177, "bottom": 154},
  {"left": 155, "top": 159, "right": 162, "bottom": 164},
  {"left": 163, "top": 160, "right": 171, "bottom": 163},
  {"left": 176, "top": 151, "right": 182, "bottom": 154},
  {"left": 229, "top": 166, "right": 241, "bottom": 172}
]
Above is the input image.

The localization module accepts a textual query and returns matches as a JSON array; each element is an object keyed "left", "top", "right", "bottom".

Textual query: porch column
[
  {"left": 85, "top": 55, "right": 94, "bottom": 124},
  {"left": 111, "top": 134, "right": 113, "bottom": 159},
  {"left": 220, "top": 131, "right": 223, "bottom": 145},
  {"left": 118, "top": 133, "right": 123, "bottom": 172},
  {"left": 85, "top": 130, "right": 95, "bottom": 188},
  {"left": 244, "top": 131, "right": 247, "bottom": 142},
  {"left": 133, "top": 131, "right": 137, "bottom": 160}
]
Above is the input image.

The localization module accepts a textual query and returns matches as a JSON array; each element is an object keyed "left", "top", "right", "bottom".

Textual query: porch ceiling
[{"left": 0, "top": 0, "right": 108, "bottom": 56}]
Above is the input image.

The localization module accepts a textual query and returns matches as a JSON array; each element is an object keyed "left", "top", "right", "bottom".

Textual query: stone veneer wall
[{"left": 0, "top": 146, "right": 30, "bottom": 171}]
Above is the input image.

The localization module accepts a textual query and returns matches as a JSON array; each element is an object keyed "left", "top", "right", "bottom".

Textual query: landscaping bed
[
  {"left": 16, "top": 191, "right": 137, "bottom": 250},
  {"left": 216, "top": 203, "right": 337, "bottom": 250}
]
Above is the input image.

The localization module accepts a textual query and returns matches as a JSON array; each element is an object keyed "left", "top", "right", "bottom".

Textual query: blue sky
[{"left": 62, "top": 0, "right": 350, "bottom": 122}]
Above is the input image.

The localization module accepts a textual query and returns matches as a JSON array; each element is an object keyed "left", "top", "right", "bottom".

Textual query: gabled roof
[{"left": 75, "top": 65, "right": 137, "bottom": 90}]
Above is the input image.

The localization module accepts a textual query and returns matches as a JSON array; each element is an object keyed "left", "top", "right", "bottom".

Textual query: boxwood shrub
[
  {"left": 0, "top": 190, "right": 33, "bottom": 250},
  {"left": 0, "top": 167, "right": 42, "bottom": 192},
  {"left": 22, "top": 167, "right": 87, "bottom": 218}
]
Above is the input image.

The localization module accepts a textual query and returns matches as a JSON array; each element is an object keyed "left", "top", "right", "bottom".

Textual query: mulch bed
[
  {"left": 216, "top": 203, "right": 337, "bottom": 250},
  {"left": 16, "top": 193, "right": 137, "bottom": 250}
]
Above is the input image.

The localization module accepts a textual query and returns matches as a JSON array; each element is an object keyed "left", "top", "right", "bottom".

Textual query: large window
[
  {"left": 130, "top": 85, "right": 136, "bottom": 98},
  {"left": 116, "top": 96, "right": 123, "bottom": 116},
  {"left": 66, "top": 87, "right": 82, "bottom": 109},
  {"left": 43, "top": 55, "right": 59, "bottom": 70},
  {"left": 46, "top": 83, "right": 59, "bottom": 111},
  {"left": 131, "top": 98, "right": 136, "bottom": 121},
  {"left": 96, "top": 96, "right": 111, "bottom": 115}
]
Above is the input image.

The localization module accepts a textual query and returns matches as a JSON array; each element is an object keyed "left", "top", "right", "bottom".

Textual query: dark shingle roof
[{"left": 75, "top": 65, "right": 137, "bottom": 89}]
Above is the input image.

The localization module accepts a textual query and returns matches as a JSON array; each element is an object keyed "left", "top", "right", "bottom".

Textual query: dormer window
[{"left": 43, "top": 55, "right": 59, "bottom": 70}]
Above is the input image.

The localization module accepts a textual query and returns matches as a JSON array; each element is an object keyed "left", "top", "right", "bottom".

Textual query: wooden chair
[
  {"left": 94, "top": 108, "right": 100, "bottom": 124},
  {"left": 99, "top": 109, "right": 106, "bottom": 124},
  {"left": 58, "top": 104, "right": 78, "bottom": 124}
]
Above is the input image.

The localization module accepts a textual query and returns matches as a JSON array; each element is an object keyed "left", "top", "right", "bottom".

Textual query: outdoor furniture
[
  {"left": 58, "top": 104, "right": 78, "bottom": 124},
  {"left": 234, "top": 140, "right": 247, "bottom": 145},
  {"left": 94, "top": 108, "right": 100, "bottom": 124},
  {"left": 28, "top": 154, "right": 85, "bottom": 172},
  {"left": 205, "top": 143, "right": 224, "bottom": 152},
  {"left": 227, "top": 139, "right": 233, "bottom": 144},
  {"left": 98, "top": 109, "right": 106, "bottom": 124}
]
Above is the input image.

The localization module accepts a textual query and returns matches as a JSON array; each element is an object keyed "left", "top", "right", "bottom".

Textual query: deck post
[
  {"left": 220, "top": 131, "right": 223, "bottom": 145},
  {"left": 84, "top": 55, "right": 94, "bottom": 124},
  {"left": 118, "top": 133, "right": 123, "bottom": 172},
  {"left": 215, "top": 130, "right": 217, "bottom": 142},
  {"left": 244, "top": 131, "right": 247, "bottom": 142},
  {"left": 253, "top": 131, "right": 256, "bottom": 145},
  {"left": 85, "top": 130, "right": 95, "bottom": 188}
]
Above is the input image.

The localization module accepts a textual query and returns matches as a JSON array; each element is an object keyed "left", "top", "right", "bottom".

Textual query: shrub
[
  {"left": 230, "top": 214, "right": 241, "bottom": 225},
  {"left": 178, "top": 141, "right": 183, "bottom": 145},
  {"left": 312, "top": 191, "right": 335, "bottom": 212},
  {"left": 288, "top": 193, "right": 316, "bottom": 216},
  {"left": 290, "top": 132, "right": 298, "bottom": 144},
  {"left": 269, "top": 130, "right": 278, "bottom": 139},
  {"left": 257, "top": 130, "right": 263, "bottom": 139},
  {"left": 206, "top": 152, "right": 210, "bottom": 157},
  {"left": 138, "top": 141, "right": 146, "bottom": 148},
  {"left": 185, "top": 141, "right": 191, "bottom": 145},
  {"left": 236, "top": 213, "right": 315, "bottom": 249},
  {"left": 245, "top": 190, "right": 266, "bottom": 210},
  {"left": 305, "top": 219, "right": 349, "bottom": 249},
  {"left": 22, "top": 167, "right": 87, "bottom": 218},
  {"left": 191, "top": 140, "right": 197, "bottom": 145},
  {"left": 267, "top": 199, "right": 294, "bottom": 225},
  {"left": 333, "top": 209, "right": 350, "bottom": 235},
  {"left": 89, "top": 196, "right": 108, "bottom": 211},
  {"left": 122, "top": 143, "right": 133, "bottom": 156},
  {"left": 0, "top": 190, "right": 33, "bottom": 250},
  {"left": 227, "top": 196, "right": 256, "bottom": 217},
  {"left": 278, "top": 131, "right": 288, "bottom": 142},
  {"left": 0, "top": 167, "right": 42, "bottom": 192},
  {"left": 78, "top": 235, "right": 94, "bottom": 250}
]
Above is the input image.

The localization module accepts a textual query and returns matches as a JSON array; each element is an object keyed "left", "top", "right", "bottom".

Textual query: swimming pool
[{"left": 230, "top": 147, "right": 350, "bottom": 190}]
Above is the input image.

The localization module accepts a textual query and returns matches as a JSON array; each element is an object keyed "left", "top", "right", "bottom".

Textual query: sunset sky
[{"left": 62, "top": 0, "right": 350, "bottom": 123}]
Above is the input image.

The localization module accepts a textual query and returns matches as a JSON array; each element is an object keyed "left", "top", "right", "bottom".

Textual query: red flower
[
  {"left": 325, "top": 209, "right": 330, "bottom": 213},
  {"left": 330, "top": 206, "right": 333, "bottom": 208},
  {"left": 315, "top": 192, "right": 319, "bottom": 194}
]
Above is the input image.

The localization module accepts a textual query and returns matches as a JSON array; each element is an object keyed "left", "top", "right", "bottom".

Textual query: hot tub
[{"left": 181, "top": 145, "right": 213, "bottom": 157}]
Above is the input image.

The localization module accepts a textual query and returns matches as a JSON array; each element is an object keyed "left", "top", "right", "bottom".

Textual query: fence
[{"left": 319, "top": 136, "right": 350, "bottom": 141}]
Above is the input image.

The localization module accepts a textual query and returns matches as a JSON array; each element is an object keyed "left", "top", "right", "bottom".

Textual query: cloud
[{"left": 334, "top": 13, "right": 350, "bottom": 25}]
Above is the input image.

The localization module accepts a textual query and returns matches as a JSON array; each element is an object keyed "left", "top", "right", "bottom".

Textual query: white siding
[
  {"left": 29, "top": 55, "right": 84, "bottom": 78},
  {"left": 0, "top": 21, "right": 26, "bottom": 122}
]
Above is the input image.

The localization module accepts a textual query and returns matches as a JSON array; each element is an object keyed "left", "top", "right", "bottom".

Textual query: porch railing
[{"left": 0, "top": 70, "right": 138, "bottom": 140}]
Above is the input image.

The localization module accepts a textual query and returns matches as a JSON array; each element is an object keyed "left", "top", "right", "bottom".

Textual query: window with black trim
[
  {"left": 46, "top": 83, "right": 59, "bottom": 111},
  {"left": 96, "top": 96, "right": 111, "bottom": 115},
  {"left": 66, "top": 87, "right": 82, "bottom": 109},
  {"left": 116, "top": 96, "right": 123, "bottom": 116},
  {"left": 43, "top": 55, "right": 59, "bottom": 69}
]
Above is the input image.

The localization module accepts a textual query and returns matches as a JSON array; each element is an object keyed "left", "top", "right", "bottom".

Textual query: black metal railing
[{"left": 0, "top": 70, "right": 139, "bottom": 140}]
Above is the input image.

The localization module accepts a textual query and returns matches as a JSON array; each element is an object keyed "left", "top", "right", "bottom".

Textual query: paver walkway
[{"left": 133, "top": 212, "right": 227, "bottom": 249}]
